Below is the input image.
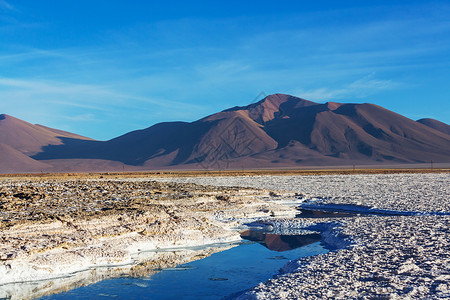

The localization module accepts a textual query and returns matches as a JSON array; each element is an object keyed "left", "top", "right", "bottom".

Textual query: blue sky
[{"left": 1, "top": 1, "right": 449, "bottom": 140}]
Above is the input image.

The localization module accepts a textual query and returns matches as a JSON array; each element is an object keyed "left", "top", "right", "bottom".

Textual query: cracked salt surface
[
  {"left": 159, "top": 173, "right": 450, "bottom": 299},
  {"left": 299, "top": 203, "right": 450, "bottom": 216},
  {"left": 0, "top": 178, "right": 300, "bottom": 299},
  {"left": 159, "top": 173, "right": 449, "bottom": 212}
]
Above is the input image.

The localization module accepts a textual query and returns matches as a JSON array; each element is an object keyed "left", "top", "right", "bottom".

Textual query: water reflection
[
  {"left": 38, "top": 239, "right": 327, "bottom": 299},
  {"left": 3, "top": 230, "right": 328, "bottom": 299},
  {"left": 296, "top": 208, "right": 357, "bottom": 218},
  {"left": 240, "top": 230, "right": 322, "bottom": 252},
  {"left": 0, "top": 244, "right": 235, "bottom": 300}
]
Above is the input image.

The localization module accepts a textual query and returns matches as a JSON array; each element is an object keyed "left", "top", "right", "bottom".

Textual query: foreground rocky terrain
[
  {"left": 1, "top": 172, "right": 449, "bottom": 299},
  {"left": 0, "top": 175, "right": 297, "bottom": 299},
  {"left": 240, "top": 215, "right": 450, "bottom": 299},
  {"left": 161, "top": 173, "right": 450, "bottom": 299}
]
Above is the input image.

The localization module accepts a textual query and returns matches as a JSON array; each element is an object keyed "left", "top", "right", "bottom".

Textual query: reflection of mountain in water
[
  {"left": 0, "top": 245, "right": 235, "bottom": 300},
  {"left": 240, "top": 230, "right": 321, "bottom": 252},
  {"left": 296, "top": 208, "right": 357, "bottom": 218}
]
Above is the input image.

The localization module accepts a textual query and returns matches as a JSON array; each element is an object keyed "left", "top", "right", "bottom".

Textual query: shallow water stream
[{"left": 36, "top": 232, "right": 328, "bottom": 300}]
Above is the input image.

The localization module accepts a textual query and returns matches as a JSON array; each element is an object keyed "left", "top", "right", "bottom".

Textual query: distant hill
[
  {"left": 417, "top": 118, "right": 450, "bottom": 135},
  {"left": 1, "top": 94, "right": 449, "bottom": 173},
  {"left": 0, "top": 114, "right": 92, "bottom": 156},
  {"left": 0, "top": 142, "right": 51, "bottom": 173}
]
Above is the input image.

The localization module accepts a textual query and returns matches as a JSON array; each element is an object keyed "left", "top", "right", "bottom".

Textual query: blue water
[{"left": 38, "top": 238, "right": 327, "bottom": 300}]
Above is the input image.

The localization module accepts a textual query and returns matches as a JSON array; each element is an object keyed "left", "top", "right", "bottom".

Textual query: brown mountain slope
[
  {"left": 32, "top": 94, "right": 318, "bottom": 166},
  {"left": 417, "top": 118, "right": 450, "bottom": 135},
  {"left": 276, "top": 102, "right": 450, "bottom": 163},
  {"left": 33, "top": 110, "right": 279, "bottom": 167},
  {"left": 0, "top": 142, "right": 51, "bottom": 173},
  {"left": 0, "top": 114, "right": 93, "bottom": 156},
  {"left": 225, "top": 93, "right": 317, "bottom": 124},
  {"left": 34, "top": 124, "right": 93, "bottom": 140},
  {"left": 4, "top": 93, "right": 450, "bottom": 172}
]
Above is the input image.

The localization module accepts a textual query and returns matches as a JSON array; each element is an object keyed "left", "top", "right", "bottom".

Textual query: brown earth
[
  {"left": 30, "top": 94, "right": 450, "bottom": 168},
  {"left": 0, "top": 114, "right": 92, "bottom": 156},
  {"left": 0, "top": 167, "right": 449, "bottom": 180},
  {"left": 417, "top": 118, "right": 450, "bottom": 135},
  {"left": 1, "top": 94, "right": 450, "bottom": 173}
]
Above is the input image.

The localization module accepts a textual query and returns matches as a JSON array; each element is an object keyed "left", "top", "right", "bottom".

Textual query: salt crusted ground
[
  {"left": 0, "top": 243, "right": 236, "bottom": 300},
  {"left": 0, "top": 177, "right": 297, "bottom": 299},
  {"left": 159, "top": 173, "right": 450, "bottom": 299},
  {"left": 1, "top": 173, "right": 449, "bottom": 299}
]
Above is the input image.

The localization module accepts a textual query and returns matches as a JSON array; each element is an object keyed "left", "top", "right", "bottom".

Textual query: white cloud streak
[
  {"left": 0, "top": 0, "right": 14, "bottom": 11},
  {"left": 1, "top": 2, "right": 449, "bottom": 136},
  {"left": 0, "top": 77, "right": 204, "bottom": 111},
  {"left": 291, "top": 76, "right": 398, "bottom": 102}
]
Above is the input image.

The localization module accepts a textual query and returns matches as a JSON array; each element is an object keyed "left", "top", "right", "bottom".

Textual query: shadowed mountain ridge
[
  {"left": 1, "top": 94, "right": 449, "bottom": 172},
  {"left": 0, "top": 114, "right": 92, "bottom": 156},
  {"left": 417, "top": 118, "right": 450, "bottom": 135}
]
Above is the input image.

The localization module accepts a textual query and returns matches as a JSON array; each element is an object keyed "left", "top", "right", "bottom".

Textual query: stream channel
[
  {"left": 36, "top": 227, "right": 329, "bottom": 300},
  {"left": 15, "top": 203, "right": 433, "bottom": 299}
]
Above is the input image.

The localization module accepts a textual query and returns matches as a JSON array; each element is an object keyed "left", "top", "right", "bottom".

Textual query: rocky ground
[
  {"left": 0, "top": 176, "right": 297, "bottom": 299},
  {"left": 1, "top": 172, "right": 449, "bottom": 299},
  {"left": 161, "top": 173, "right": 450, "bottom": 299}
]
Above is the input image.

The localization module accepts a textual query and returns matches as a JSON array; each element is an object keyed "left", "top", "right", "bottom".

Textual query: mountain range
[{"left": 1, "top": 94, "right": 449, "bottom": 173}]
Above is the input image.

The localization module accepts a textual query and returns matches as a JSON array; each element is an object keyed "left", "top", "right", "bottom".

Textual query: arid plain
[{"left": 0, "top": 169, "right": 449, "bottom": 299}]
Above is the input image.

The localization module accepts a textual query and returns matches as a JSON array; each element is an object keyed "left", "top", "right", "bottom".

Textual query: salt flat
[
  {"left": 158, "top": 173, "right": 450, "bottom": 212},
  {"left": 159, "top": 173, "right": 450, "bottom": 299},
  {"left": 0, "top": 176, "right": 297, "bottom": 299},
  {"left": 0, "top": 173, "right": 448, "bottom": 299}
]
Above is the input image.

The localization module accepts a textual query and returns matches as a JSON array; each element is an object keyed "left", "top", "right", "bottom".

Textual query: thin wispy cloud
[
  {"left": 0, "top": 78, "right": 120, "bottom": 102},
  {"left": 0, "top": 76, "right": 210, "bottom": 139},
  {"left": 0, "top": 2, "right": 449, "bottom": 138},
  {"left": 0, "top": 0, "right": 14, "bottom": 11},
  {"left": 0, "top": 77, "right": 204, "bottom": 110},
  {"left": 292, "top": 76, "right": 398, "bottom": 102}
]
